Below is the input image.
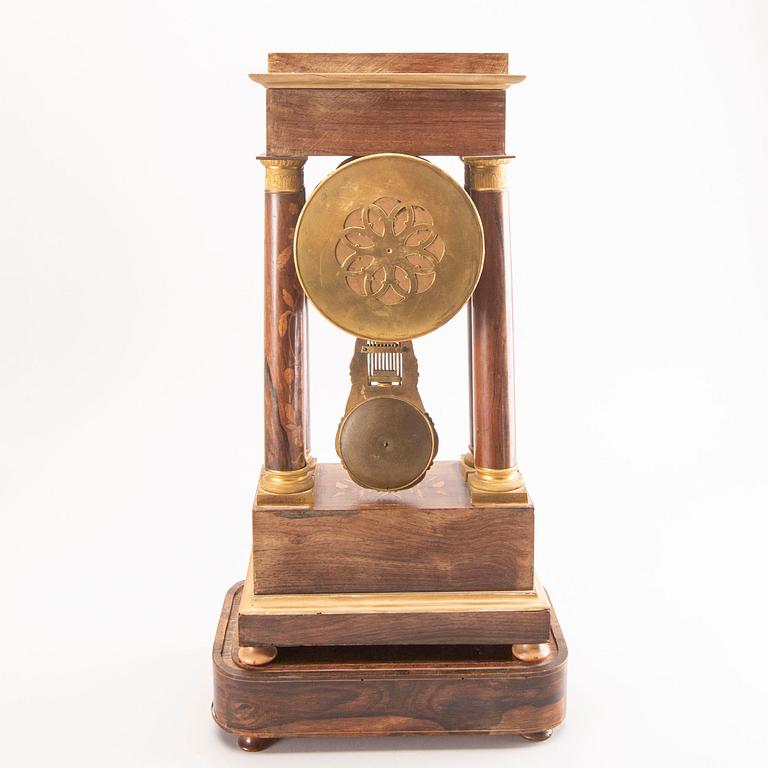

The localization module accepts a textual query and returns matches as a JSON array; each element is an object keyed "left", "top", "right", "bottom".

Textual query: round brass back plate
[
  {"left": 295, "top": 154, "right": 484, "bottom": 341},
  {"left": 337, "top": 397, "right": 437, "bottom": 491}
]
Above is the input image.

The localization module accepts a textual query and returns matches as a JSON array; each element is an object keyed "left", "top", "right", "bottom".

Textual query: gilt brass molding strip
[
  {"left": 250, "top": 73, "right": 525, "bottom": 90},
  {"left": 258, "top": 156, "right": 307, "bottom": 193},
  {"left": 239, "top": 558, "right": 549, "bottom": 616}
]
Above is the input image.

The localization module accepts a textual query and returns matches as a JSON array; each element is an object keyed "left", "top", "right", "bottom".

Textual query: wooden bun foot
[
  {"left": 512, "top": 642, "right": 551, "bottom": 662},
  {"left": 521, "top": 729, "right": 553, "bottom": 742},
  {"left": 238, "top": 645, "right": 277, "bottom": 666},
  {"left": 237, "top": 736, "right": 277, "bottom": 752}
]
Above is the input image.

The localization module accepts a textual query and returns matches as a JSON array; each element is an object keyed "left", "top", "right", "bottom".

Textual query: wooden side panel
[
  {"left": 268, "top": 52, "right": 509, "bottom": 74},
  {"left": 265, "top": 89, "right": 506, "bottom": 157},
  {"left": 238, "top": 608, "right": 551, "bottom": 647},
  {"left": 252, "top": 506, "right": 533, "bottom": 594},
  {"left": 214, "top": 584, "right": 567, "bottom": 739},
  {"left": 251, "top": 462, "right": 534, "bottom": 594}
]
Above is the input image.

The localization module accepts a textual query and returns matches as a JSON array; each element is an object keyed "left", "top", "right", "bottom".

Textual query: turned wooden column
[
  {"left": 461, "top": 308, "right": 475, "bottom": 475},
  {"left": 464, "top": 156, "right": 525, "bottom": 499},
  {"left": 258, "top": 156, "right": 313, "bottom": 496}
]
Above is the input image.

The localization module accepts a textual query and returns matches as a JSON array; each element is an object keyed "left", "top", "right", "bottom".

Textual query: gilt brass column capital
[
  {"left": 258, "top": 156, "right": 307, "bottom": 193},
  {"left": 462, "top": 155, "right": 515, "bottom": 191}
]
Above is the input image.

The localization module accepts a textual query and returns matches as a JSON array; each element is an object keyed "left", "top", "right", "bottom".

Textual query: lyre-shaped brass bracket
[{"left": 335, "top": 339, "right": 438, "bottom": 491}]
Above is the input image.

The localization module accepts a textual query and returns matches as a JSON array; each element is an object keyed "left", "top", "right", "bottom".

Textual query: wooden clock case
[{"left": 212, "top": 52, "right": 567, "bottom": 752}]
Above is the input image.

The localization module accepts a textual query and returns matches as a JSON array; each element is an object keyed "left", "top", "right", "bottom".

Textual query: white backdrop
[{"left": 1, "top": 1, "right": 767, "bottom": 766}]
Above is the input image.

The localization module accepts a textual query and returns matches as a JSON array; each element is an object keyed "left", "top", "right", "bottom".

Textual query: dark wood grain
[
  {"left": 268, "top": 52, "right": 509, "bottom": 74},
  {"left": 263, "top": 189, "right": 307, "bottom": 471},
  {"left": 252, "top": 462, "right": 533, "bottom": 594},
  {"left": 469, "top": 190, "right": 516, "bottom": 470},
  {"left": 214, "top": 583, "right": 567, "bottom": 740},
  {"left": 239, "top": 608, "right": 550, "bottom": 647},
  {"left": 252, "top": 508, "right": 532, "bottom": 593},
  {"left": 265, "top": 89, "right": 506, "bottom": 157}
]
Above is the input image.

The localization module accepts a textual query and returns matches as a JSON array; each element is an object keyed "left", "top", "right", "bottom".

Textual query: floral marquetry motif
[{"left": 334, "top": 197, "right": 446, "bottom": 305}]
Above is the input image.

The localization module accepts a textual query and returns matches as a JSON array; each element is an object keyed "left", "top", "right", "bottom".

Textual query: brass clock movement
[
  {"left": 295, "top": 153, "right": 484, "bottom": 341},
  {"left": 296, "top": 152, "right": 484, "bottom": 491},
  {"left": 211, "top": 52, "right": 568, "bottom": 752}
]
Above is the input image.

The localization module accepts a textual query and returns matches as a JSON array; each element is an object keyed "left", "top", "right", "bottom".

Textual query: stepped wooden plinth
[
  {"left": 213, "top": 583, "right": 567, "bottom": 750},
  {"left": 241, "top": 461, "right": 544, "bottom": 648}
]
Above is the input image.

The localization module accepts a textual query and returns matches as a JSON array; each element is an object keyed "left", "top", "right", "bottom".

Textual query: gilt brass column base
[
  {"left": 468, "top": 465, "right": 529, "bottom": 505},
  {"left": 256, "top": 458, "right": 316, "bottom": 506}
]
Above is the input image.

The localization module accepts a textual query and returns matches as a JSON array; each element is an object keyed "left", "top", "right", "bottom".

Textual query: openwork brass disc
[
  {"left": 295, "top": 154, "right": 485, "bottom": 341},
  {"left": 337, "top": 397, "right": 437, "bottom": 491}
]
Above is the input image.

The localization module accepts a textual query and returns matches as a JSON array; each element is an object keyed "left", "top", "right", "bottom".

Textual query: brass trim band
[
  {"left": 258, "top": 156, "right": 307, "bottom": 193},
  {"left": 240, "top": 558, "right": 550, "bottom": 616},
  {"left": 463, "top": 155, "right": 514, "bottom": 191},
  {"left": 249, "top": 72, "right": 525, "bottom": 91}
]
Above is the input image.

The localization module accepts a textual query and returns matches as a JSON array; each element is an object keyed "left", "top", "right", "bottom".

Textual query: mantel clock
[{"left": 211, "top": 52, "right": 568, "bottom": 752}]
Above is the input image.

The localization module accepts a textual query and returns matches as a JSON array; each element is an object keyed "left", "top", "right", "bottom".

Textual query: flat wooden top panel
[{"left": 268, "top": 52, "right": 509, "bottom": 74}]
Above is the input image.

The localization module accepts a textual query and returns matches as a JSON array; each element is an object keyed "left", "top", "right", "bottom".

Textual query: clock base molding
[
  {"left": 238, "top": 560, "right": 552, "bottom": 647},
  {"left": 212, "top": 583, "right": 568, "bottom": 750}
]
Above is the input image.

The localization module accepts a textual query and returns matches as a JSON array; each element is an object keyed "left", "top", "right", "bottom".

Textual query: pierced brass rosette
[{"left": 295, "top": 153, "right": 484, "bottom": 341}]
